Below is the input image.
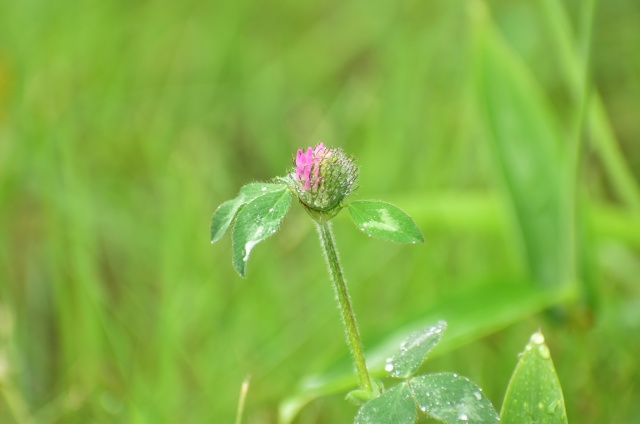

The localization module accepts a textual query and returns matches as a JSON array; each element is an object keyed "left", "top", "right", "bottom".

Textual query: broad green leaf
[
  {"left": 385, "top": 321, "right": 447, "bottom": 379},
  {"left": 278, "top": 283, "right": 574, "bottom": 424},
  {"left": 211, "top": 199, "right": 244, "bottom": 243},
  {"left": 354, "top": 382, "right": 416, "bottom": 424},
  {"left": 210, "top": 182, "right": 288, "bottom": 243},
  {"left": 239, "top": 182, "right": 289, "bottom": 199},
  {"left": 348, "top": 200, "right": 424, "bottom": 244},
  {"left": 410, "top": 372, "right": 499, "bottom": 424},
  {"left": 231, "top": 187, "right": 291, "bottom": 277},
  {"left": 500, "top": 330, "right": 567, "bottom": 424},
  {"left": 472, "top": 11, "right": 572, "bottom": 288}
]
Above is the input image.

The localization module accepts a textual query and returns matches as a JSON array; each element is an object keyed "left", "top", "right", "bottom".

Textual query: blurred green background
[{"left": 1, "top": 0, "right": 640, "bottom": 422}]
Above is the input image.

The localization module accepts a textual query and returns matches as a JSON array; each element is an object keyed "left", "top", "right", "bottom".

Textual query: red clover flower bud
[{"left": 290, "top": 143, "right": 357, "bottom": 218}]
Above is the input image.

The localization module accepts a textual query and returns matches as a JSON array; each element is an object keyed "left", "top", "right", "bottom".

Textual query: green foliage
[
  {"left": 279, "top": 283, "right": 573, "bottom": 423},
  {"left": 211, "top": 182, "right": 292, "bottom": 277},
  {"left": 2, "top": 0, "right": 640, "bottom": 423},
  {"left": 346, "top": 389, "right": 378, "bottom": 406},
  {"left": 213, "top": 185, "right": 425, "bottom": 276},
  {"left": 473, "top": 7, "right": 571, "bottom": 288},
  {"left": 410, "top": 373, "right": 499, "bottom": 424},
  {"left": 355, "top": 322, "right": 499, "bottom": 424},
  {"left": 231, "top": 185, "right": 291, "bottom": 277},
  {"left": 385, "top": 321, "right": 446, "bottom": 379},
  {"left": 355, "top": 383, "right": 416, "bottom": 424},
  {"left": 348, "top": 201, "right": 425, "bottom": 244},
  {"left": 500, "top": 331, "right": 567, "bottom": 424},
  {"left": 211, "top": 183, "right": 289, "bottom": 243}
]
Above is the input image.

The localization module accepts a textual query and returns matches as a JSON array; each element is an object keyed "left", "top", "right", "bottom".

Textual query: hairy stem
[{"left": 316, "top": 221, "right": 373, "bottom": 392}]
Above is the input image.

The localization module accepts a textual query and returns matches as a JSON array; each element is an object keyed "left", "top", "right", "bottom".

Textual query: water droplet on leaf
[
  {"left": 538, "top": 345, "right": 550, "bottom": 359},
  {"left": 531, "top": 331, "right": 545, "bottom": 345}
]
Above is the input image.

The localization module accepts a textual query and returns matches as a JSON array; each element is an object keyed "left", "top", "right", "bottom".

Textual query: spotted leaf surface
[
  {"left": 354, "top": 382, "right": 416, "bottom": 424},
  {"left": 348, "top": 200, "right": 424, "bottom": 244},
  {"left": 410, "top": 372, "right": 500, "bottom": 423},
  {"left": 500, "top": 330, "right": 567, "bottom": 424},
  {"left": 385, "top": 321, "right": 447, "bottom": 379}
]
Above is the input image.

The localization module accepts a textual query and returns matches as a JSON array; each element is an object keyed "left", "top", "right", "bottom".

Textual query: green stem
[
  {"left": 316, "top": 221, "right": 373, "bottom": 393},
  {"left": 234, "top": 376, "right": 250, "bottom": 424}
]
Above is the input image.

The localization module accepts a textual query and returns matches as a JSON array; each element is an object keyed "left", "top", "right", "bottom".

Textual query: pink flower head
[
  {"left": 295, "top": 142, "right": 329, "bottom": 191},
  {"left": 290, "top": 143, "right": 357, "bottom": 214}
]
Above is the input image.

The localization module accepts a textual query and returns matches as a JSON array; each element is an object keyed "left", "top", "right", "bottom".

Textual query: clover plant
[{"left": 211, "top": 143, "right": 564, "bottom": 423}]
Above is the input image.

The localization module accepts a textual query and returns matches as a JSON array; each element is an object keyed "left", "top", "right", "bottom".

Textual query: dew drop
[
  {"left": 384, "top": 363, "right": 394, "bottom": 372},
  {"left": 458, "top": 413, "right": 468, "bottom": 421},
  {"left": 419, "top": 405, "right": 427, "bottom": 412},
  {"left": 538, "top": 345, "right": 551, "bottom": 359},
  {"left": 268, "top": 208, "right": 274, "bottom": 213},
  {"left": 261, "top": 186, "right": 267, "bottom": 192},
  {"left": 474, "top": 391, "right": 482, "bottom": 400},
  {"left": 531, "top": 331, "right": 545, "bottom": 345}
]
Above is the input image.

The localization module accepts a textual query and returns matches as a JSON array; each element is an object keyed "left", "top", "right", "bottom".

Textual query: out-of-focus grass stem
[{"left": 539, "top": 0, "right": 640, "bottom": 211}]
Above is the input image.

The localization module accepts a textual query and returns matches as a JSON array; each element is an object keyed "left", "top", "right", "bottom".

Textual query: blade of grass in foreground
[{"left": 500, "top": 330, "right": 567, "bottom": 424}]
